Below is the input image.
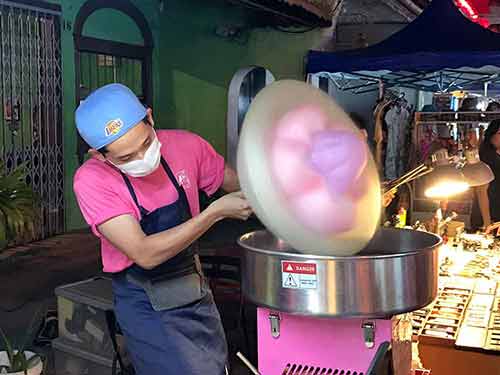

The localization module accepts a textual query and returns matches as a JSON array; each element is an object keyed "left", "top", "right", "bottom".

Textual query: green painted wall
[
  {"left": 44, "top": 0, "right": 161, "bottom": 230},
  {"left": 159, "top": 0, "right": 320, "bottom": 155},
  {"left": 82, "top": 9, "right": 144, "bottom": 45},
  {"left": 48, "top": 0, "right": 320, "bottom": 230}
]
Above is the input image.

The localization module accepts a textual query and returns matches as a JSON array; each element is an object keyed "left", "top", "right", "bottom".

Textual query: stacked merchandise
[{"left": 411, "top": 240, "right": 500, "bottom": 353}]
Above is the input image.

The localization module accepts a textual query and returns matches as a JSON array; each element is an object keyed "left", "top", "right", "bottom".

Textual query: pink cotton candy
[
  {"left": 349, "top": 172, "right": 370, "bottom": 200},
  {"left": 271, "top": 138, "right": 323, "bottom": 196},
  {"left": 292, "top": 187, "right": 356, "bottom": 233},
  {"left": 273, "top": 105, "right": 327, "bottom": 144},
  {"left": 270, "top": 105, "right": 367, "bottom": 235},
  {"left": 237, "top": 80, "right": 381, "bottom": 255},
  {"left": 309, "top": 130, "right": 368, "bottom": 195}
]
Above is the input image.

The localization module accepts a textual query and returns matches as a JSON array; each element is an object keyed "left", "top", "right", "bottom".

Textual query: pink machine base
[{"left": 257, "top": 307, "right": 392, "bottom": 375}]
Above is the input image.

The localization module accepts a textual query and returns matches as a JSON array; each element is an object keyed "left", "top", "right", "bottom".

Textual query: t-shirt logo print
[
  {"left": 104, "top": 119, "right": 123, "bottom": 137},
  {"left": 177, "top": 170, "right": 191, "bottom": 189}
]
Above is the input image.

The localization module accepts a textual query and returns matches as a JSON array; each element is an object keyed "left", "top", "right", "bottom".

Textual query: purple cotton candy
[{"left": 309, "top": 130, "right": 368, "bottom": 195}]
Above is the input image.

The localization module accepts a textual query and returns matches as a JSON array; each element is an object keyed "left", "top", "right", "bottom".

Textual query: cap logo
[{"left": 105, "top": 119, "right": 123, "bottom": 137}]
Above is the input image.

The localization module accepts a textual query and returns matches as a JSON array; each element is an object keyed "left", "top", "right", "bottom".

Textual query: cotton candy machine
[
  {"left": 228, "top": 76, "right": 441, "bottom": 374},
  {"left": 238, "top": 228, "right": 441, "bottom": 375}
]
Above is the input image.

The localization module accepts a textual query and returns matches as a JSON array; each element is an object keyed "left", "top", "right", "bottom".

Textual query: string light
[
  {"left": 455, "top": 0, "right": 490, "bottom": 28},
  {"left": 456, "top": 0, "right": 480, "bottom": 19}
]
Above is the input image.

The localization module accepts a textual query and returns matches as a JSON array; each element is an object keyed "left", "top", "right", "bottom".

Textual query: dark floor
[{"left": 0, "top": 230, "right": 258, "bottom": 374}]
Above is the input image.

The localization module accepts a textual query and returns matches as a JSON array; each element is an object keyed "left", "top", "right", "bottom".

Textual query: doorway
[{"left": 74, "top": 0, "right": 153, "bottom": 164}]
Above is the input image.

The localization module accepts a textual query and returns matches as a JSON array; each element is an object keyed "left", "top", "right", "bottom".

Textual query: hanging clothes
[
  {"left": 384, "top": 104, "right": 410, "bottom": 180},
  {"left": 398, "top": 106, "right": 414, "bottom": 177},
  {"left": 372, "top": 100, "right": 393, "bottom": 174}
]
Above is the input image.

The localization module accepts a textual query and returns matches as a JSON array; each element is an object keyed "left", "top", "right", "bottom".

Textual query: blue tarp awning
[{"left": 307, "top": 0, "right": 500, "bottom": 74}]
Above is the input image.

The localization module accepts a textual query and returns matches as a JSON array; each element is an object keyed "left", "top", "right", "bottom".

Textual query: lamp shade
[
  {"left": 424, "top": 149, "right": 469, "bottom": 198},
  {"left": 462, "top": 149, "right": 495, "bottom": 187}
]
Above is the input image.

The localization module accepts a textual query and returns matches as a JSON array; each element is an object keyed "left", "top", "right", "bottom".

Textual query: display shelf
[
  {"left": 416, "top": 111, "right": 500, "bottom": 124},
  {"left": 412, "top": 241, "right": 500, "bottom": 354}
]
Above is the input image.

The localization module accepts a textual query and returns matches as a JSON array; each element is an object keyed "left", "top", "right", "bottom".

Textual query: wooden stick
[{"left": 236, "top": 352, "right": 261, "bottom": 375}]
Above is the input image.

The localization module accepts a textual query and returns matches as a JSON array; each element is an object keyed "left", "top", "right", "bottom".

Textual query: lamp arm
[{"left": 384, "top": 164, "right": 434, "bottom": 194}]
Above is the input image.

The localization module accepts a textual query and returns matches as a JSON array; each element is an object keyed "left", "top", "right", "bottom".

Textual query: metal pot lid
[{"left": 236, "top": 80, "right": 381, "bottom": 256}]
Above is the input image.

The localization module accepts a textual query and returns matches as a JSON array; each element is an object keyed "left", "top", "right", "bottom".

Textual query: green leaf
[
  {"left": 0, "top": 162, "right": 38, "bottom": 246},
  {"left": 19, "top": 306, "right": 45, "bottom": 353},
  {"left": 0, "top": 328, "right": 14, "bottom": 369},
  {"left": 11, "top": 351, "right": 27, "bottom": 372}
]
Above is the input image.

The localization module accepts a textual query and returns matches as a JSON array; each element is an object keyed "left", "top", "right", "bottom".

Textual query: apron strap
[
  {"left": 120, "top": 157, "right": 192, "bottom": 220},
  {"left": 120, "top": 173, "right": 149, "bottom": 218}
]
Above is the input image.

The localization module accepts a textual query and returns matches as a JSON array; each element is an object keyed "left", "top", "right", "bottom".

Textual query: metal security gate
[
  {"left": 74, "top": 0, "right": 153, "bottom": 164},
  {"left": 76, "top": 53, "right": 146, "bottom": 162},
  {"left": 79, "top": 53, "right": 144, "bottom": 101},
  {"left": 0, "top": 2, "right": 63, "bottom": 240}
]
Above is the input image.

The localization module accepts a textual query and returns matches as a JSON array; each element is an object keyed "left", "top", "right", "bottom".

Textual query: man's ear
[
  {"left": 146, "top": 108, "right": 155, "bottom": 127},
  {"left": 89, "top": 149, "right": 105, "bottom": 161}
]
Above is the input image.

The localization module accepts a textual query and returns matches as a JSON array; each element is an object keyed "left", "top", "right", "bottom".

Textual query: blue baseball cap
[{"left": 75, "top": 83, "right": 147, "bottom": 150}]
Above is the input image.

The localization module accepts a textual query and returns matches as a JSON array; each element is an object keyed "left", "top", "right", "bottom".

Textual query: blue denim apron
[{"left": 111, "top": 157, "right": 228, "bottom": 375}]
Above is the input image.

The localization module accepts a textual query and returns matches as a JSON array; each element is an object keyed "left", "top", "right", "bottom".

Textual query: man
[
  {"left": 349, "top": 112, "right": 395, "bottom": 208},
  {"left": 73, "top": 83, "right": 251, "bottom": 375}
]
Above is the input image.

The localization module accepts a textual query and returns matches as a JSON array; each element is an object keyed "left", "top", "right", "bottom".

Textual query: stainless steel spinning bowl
[{"left": 238, "top": 228, "right": 441, "bottom": 318}]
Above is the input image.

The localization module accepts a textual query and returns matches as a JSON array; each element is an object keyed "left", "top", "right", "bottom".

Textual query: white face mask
[{"left": 111, "top": 136, "right": 162, "bottom": 177}]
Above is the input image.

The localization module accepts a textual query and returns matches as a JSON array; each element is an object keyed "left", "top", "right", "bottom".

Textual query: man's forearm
[
  {"left": 99, "top": 209, "right": 221, "bottom": 270},
  {"left": 139, "top": 209, "right": 219, "bottom": 269},
  {"left": 476, "top": 184, "right": 491, "bottom": 227}
]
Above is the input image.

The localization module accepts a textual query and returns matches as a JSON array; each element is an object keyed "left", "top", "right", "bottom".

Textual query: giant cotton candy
[{"left": 237, "top": 80, "right": 381, "bottom": 255}]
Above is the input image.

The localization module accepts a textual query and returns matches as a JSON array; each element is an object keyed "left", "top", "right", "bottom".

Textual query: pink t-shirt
[{"left": 73, "top": 130, "right": 225, "bottom": 273}]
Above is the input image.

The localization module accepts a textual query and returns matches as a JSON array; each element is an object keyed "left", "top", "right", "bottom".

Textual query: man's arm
[
  {"left": 476, "top": 184, "right": 491, "bottom": 228},
  {"left": 99, "top": 210, "right": 218, "bottom": 270},
  {"left": 221, "top": 165, "right": 240, "bottom": 192},
  {"left": 98, "top": 191, "right": 251, "bottom": 270}
]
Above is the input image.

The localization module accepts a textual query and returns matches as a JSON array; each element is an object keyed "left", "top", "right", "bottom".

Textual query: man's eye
[{"left": 120, "top": 156, "right": 132, "bottom": 163}]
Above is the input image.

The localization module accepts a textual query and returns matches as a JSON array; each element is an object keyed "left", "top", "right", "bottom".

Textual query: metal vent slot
[
  {"left": 489, "top": 312, "right": 500, "bottom": 330},
  {"left": 493, "top": 297, "right": 500, "bottom": 312},
  {"left": 485, "top": 329, "right": 500, "bottom": 351},
  {"left": 281, "top": 364, "right": 363, "bottom": 375}
]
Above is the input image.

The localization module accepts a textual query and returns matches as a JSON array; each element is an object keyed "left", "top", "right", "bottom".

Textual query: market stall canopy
[{"left": 307, "top": 0, "right": 500, "bottom": 92}]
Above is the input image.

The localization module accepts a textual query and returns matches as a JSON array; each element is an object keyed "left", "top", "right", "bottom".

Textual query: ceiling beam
[{"left": 382, "top": 0, "right": 421, "bottom": 21}]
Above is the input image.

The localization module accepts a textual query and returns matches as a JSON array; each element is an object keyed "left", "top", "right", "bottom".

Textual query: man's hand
[
  {"left": 485, "top": 221, "right": 500, "bottom": 236},
  {"left": 382, "top": 190, "right": 396, "bottom": 208},
  {"left": 206, "top": 191, "right": 252, "bottom": 221}
]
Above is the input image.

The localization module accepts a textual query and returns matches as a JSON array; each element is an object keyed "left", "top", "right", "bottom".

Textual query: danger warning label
[{"left": 281, "top": 261, "right": 317, "bottom": 289}]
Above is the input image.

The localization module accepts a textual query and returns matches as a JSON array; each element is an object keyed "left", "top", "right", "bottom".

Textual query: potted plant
[
  {"left": 0, "top": 328, "right": 43, "bottom": 375},
  {"left": 0, "top": 162, "right": 39, "bottom": 250}
]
